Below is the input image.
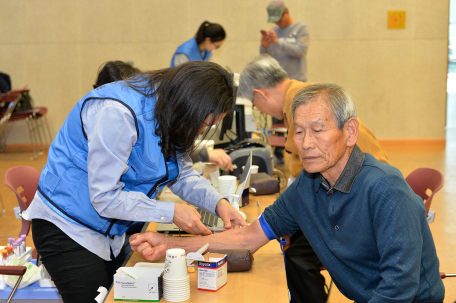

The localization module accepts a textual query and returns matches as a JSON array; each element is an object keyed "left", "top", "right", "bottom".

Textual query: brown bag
[
  {"left": 210, "top": 250, "right": 254, "bottom": 272},
  {"left": 249, "top": 173, "right": 280, "bottom": 195}
]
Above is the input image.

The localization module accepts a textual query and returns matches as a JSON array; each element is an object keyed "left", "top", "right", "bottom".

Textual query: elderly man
[
  {"left": 238, "top": 54, "right": 391, "bottom": 303},
  {"left": 131, "top": 83, "right": 444, "bottom": 303}
]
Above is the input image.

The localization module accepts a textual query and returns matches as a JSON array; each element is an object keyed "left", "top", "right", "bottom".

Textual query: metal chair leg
[
  {"left": 0, "top": 190, "right": 5, "bottom": 216},
  {"left": 30, "top": 113, "right": 45, "bottom": 154},
  {"left": 25, "top": 116, "right": 39, "bottom": 160}
]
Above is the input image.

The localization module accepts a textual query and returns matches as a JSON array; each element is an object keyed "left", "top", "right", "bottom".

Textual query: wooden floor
[{"left": 0, "top": 132, "right": 455, "bottom": 302}]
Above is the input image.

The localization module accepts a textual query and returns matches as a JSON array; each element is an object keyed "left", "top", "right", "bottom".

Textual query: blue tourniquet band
[
  {"left": 259, "top": 213, "right": 287, "bottom": 265},
  {"left": 258, "top": 213, "right": 287, "bottom": 245},
  {"left": 258, "top": 213, "right": 277, "bottom": 240}
]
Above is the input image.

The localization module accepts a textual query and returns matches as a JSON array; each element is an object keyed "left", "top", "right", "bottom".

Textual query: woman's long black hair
[
  {"left": 195, "top": 21, "right": 226, "bottom": 45},
  {"left": 126, "top": 61, "right": 234, "bottom": 158}
]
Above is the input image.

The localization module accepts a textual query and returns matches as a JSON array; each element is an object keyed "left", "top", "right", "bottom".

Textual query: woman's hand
[
  {"left": 208, "top": 149, "right": 233, "bottom": 171},
  {"left": 216, "top": 199, "right": 248, "bottom": 230},
  {"left": 173, "top": 204, "right": 212, "bottom": 235},
  {"left": 130, "top": 231, "right": 168, "bottom": 261}
]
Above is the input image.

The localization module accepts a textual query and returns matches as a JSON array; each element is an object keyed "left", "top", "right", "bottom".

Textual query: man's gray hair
[
  {"left": 291, "top": 83, "right": 357, "bottom": 130},
  {"left": 238, "top": 54, "right": 288, "bottom": 101}
]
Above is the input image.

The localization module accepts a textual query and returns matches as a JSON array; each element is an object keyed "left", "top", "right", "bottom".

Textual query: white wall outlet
[{"left": 13, "top": 206, "right": 22, "bottom": 219}]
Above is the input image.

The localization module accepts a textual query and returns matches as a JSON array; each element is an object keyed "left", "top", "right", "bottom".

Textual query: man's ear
[
  {"left": 253, "top": 88, "right": 267, "bottom": 101},
  {"left": 345, "top": 118, "right": 359, "bottom": 147}
]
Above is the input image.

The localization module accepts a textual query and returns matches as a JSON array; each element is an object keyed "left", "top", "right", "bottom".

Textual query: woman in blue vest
[
  {"left": 171, "top": 21, "right": 226, "bottom": 67},
  {"left": 23, "top": 61, "right": 246, "bottom": 302},
  {"left": 93, "top": 60, "right": 234, "bottom": 171}
]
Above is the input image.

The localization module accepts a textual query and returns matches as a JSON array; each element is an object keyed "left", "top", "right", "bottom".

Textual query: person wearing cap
[
  {"left": 260, "top": 0, "right": 309, "bottom": 82},
  {"left": 261, "top": 0, "right": 310, "bottom": 167}
]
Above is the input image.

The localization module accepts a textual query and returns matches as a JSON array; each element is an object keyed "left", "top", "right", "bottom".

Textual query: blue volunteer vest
[
  {"left": 170, "top": 38, "right": 211, "bottom": 67},
  {"left": 37, "top": 80, "right": 183, "bottom": 237}
]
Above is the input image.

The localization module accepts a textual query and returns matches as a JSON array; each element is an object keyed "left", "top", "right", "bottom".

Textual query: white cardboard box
[
  {"left": 114, "top": 267, "right": 164, "bottom": 302},
  {"left": 197, "top": 253, "right": 227, "bottom": 291}
]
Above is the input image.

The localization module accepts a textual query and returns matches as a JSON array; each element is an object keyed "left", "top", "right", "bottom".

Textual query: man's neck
[{"left": 281, "top": 16, "right": 295, "bottom": 28}]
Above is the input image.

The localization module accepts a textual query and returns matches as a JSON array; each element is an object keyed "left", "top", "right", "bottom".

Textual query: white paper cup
[
  {"left": 163, "top": 276, "right": 190, "bottom": 282},
  {"left": 218, "top": 175, "right": 236, "bottom": 194},
  {"left": 164, "top": 277, "right": 189, "bottom": 281},
  {"left": 164, "top": 293, "right": 190, "bottom": 300},
  {"left": 164, "top": 294, "right": 190, "bottom": 302},
  {"left": 164, "top": 287, "right": 190, "bottom": 293},
  {"left": 163, "top": 290, "right": 190, "bottom": 298},
  {"left": 218, "top": 175, "right": 237, "bottom": 203},
  {"left": 251, "top": 165, "right": 259, "bottom": 174},
  {"left": 164, "top": 285, "right": 190, "bottom": 291},
  {"left": 164, "top": 249, "right": 189, "bottom": 280},
  {"left": 163, "top": 281, "right": 190, "bottom": 287},
  {"left": 163, "top": 279, "right": 190, "bottom": 286}
]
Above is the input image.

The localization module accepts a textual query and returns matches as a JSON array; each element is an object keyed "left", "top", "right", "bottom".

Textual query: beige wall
[{"left": 0, "top": 0, "right": 449, "bottom": 143}]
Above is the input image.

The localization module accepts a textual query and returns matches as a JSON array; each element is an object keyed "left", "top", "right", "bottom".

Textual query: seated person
[
  {"left": 130, "top": 83, "right": 445, "bottom": 303},
  {"left": 238, "top": 54, "right": 391, "bottom": 302}
]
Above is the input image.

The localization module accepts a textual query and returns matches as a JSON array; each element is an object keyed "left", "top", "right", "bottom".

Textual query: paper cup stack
[
  {"left": 218, "top": 175, "right": 237, "bottom": 203},
  {"left": 163, "top": 248, "right": 190, "bottom": 302}
]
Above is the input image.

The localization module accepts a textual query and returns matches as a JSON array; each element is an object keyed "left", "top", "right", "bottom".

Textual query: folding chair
[
  {"left": 5, "top": 166, "right": 41, "bottom": 239},
  {"left": 0, "top": 87, "right": 52, "bottom": 160},
  {"left": 405, "top": 168, "right": 456, "bottom": 281},
  {"left": 405, "top": 167, "right": 444, "bottom": 222}
]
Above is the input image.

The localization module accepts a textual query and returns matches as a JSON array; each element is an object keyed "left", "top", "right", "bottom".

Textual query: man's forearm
[
  {"left": 131, "top": 220, "right": 270, "bottom": 261},
  {"left": 167, "top": 220, "right": 268, "bottom": 254}
]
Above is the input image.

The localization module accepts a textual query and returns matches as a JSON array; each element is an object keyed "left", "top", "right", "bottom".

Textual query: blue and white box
[{"left": 197, "top": 253, "right": 227, "bottom": 291}]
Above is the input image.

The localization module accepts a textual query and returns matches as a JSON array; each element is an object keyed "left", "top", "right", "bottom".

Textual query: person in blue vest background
[
  {"left": 23, "top": 61, "right": 246, "bottom": 302},
  {"left": 171, "top": 21, "right": 226, "bottom": 67}
]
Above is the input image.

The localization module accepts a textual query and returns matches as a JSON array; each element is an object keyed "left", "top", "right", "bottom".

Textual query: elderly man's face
[
  {"left": 293, "top": 98, "right": 352, "bottom": 184},
  {"left": 252, "top": 92, "right": 284, "bottom": 120}
]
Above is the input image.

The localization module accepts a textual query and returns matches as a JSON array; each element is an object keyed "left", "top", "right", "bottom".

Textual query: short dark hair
[
  {"left": 126, "top": 61, "right": 234, "bottom": 158},
  {"left": 94, "top": 61, "right": 140, "bottom": 89},
  {"left": 195, "top": 21, "right": 226, "bottom": 45}
]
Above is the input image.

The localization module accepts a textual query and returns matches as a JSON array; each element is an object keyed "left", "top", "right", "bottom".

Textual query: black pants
[
  {"left": 285, "top": 230, "right": 327, "bottom": 303},
  {"left": 32, "top": 219, "right": 126, "bottom": 303}
]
